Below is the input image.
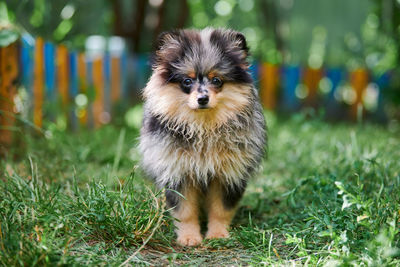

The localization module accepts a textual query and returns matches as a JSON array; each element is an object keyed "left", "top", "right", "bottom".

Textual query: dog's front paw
[
  {"left": 205, "top": 227, "right": 230, "bottom": 239},
  {"left": 177, "top": 232, "right": 203, "bottom": 246}
]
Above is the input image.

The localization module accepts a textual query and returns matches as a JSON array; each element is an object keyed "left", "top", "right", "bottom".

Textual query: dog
[{"left": 139, "top": 28, "right": 266, "bottom": 246}]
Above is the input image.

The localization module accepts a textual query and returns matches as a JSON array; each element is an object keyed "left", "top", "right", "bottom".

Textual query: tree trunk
[
  {"left": 132, "top": 0, "right": 147, "bottom": 52},
  {"left": 260, "top": 0, "right": 284, "bottom": 54},
  {"left": 176, "top": 0, "right": 189, "bottom": 29},
  {"left": 112, "top": 0, "right": 123, "bottom": 36},
  {"left": 153, "top": 0, "right": 168, "bottom": 46}
]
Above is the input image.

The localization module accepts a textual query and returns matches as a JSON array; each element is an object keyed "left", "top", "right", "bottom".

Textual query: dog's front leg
[
  {"left": 205, "top": 179, "right": 246, "bottom": 239},
  {"left": 166, "top": 184, "right": 202, "bottom": 246}
]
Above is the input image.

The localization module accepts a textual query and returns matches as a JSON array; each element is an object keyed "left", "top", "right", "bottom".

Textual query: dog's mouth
[{"left": 197, "top": 104, "right": 210, "bottom": 110}]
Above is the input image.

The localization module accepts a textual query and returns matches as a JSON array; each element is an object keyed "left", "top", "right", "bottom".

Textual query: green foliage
[
  {"left": 188, "top": 0, "right": 281, "bottom": 63},
  {"left": 1, "top": 111, "right": 399, "bottom": 265},
  {"left": 6, "top": 0, "right": 399, "bottom": 69},
  {"left": 0, "top": 28, "right": 18, "bottom": 47},
  {"left": 0, "top": 2, "right": 19, "bottom": 47},
  {"left": 4, "top": 0, "right": 111, "bottom": 49}
]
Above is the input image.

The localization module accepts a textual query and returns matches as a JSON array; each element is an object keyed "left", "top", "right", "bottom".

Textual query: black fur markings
[
  {"left": 165, "top": 182, "right": 183, "bottom": 209},
  {"left": 222, "top": 179, "right": 247, "bottom": 209},
  {"left": 147, "top": 114, "right": 167, "bottom": 134},
  {"left": 229, "top": 66, "right": 253, "bottom": 84},
  {"left": 146, "top": 114, "right": 195, "bottom": 144}
]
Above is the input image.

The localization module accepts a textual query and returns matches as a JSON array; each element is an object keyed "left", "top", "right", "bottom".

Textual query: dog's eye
[
  {"left": 211, "top": 77, "right": 223, "bottom": 87},
  {"left": 182, "top": 78, "right": 193, "bottom": 88}
]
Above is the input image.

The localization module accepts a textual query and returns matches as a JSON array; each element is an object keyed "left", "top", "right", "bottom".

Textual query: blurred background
[
  {"left": 2, "top": 2, "right": 400, "bottom": 265},
  {"left": 1, "top": 0, "right": 400, "bottom": 144}
]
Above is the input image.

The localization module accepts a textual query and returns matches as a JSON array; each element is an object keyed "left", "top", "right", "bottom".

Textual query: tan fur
[
  {"left": 172, "top": 186, "right": 202, "bottom": 246},
  {"left": 207, "top": 71, "right": 218, "bottom": 80},
  {"left": 205, "top": 180, "right": 236, "bottom": 239}
]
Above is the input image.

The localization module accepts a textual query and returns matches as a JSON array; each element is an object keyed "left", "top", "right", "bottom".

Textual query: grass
[{"left": 1, "top": 110, "right": 400, "bottom": 266}]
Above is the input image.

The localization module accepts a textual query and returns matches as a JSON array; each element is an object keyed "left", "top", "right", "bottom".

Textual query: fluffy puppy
[{"left": 139, "top": 28, "right": 266, "bottom": 246}]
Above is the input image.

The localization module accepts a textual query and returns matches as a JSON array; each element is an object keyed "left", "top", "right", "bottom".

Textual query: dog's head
[{"left": 144, "top": 28, "right": 254, "bottom": 126}]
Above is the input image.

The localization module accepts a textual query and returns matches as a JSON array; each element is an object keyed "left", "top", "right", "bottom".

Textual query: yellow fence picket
[
  {"left": 350, "top": 69, "right": 369, "bottom": 121},
  {"left": 33, "top": 38, "right": 44, "bottom": 128},
  {"left": 260, "top": 63, "right": 279, "bottom": 110},
  {"left": 111, "top": 56, "right": 121, "bottom": 104},
  {"left": 57, "top": 45, "right": 69, "bottom": 118},
  {"left": 92, "top": 57, "right": 104, "bottom": 128},
  {"left": 303, "top": 67, "right": 323, "bottom": 107},
  {"left": 0, "top": 42, "right": 19, "bottom": 148},
  {"left": 78, "top": 53, "right": 88, "bottom": 126}
]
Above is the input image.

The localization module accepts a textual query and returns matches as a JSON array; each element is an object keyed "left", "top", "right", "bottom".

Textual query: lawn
[{"left": 1, "top": 110, "right": 399, "bottom": 266}]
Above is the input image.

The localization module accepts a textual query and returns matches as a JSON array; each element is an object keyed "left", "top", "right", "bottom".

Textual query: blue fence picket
[
  {"left": 69, "top": 52, "right": 78, "bottom": 98},
  {"left": 136, "top": 54, "right": 150, "bottom": 90},
  {"left": 69, "top": 51, "right": 79, "bottom": 129},
  {"left": 374, "top": 71, "right": 391, "bottom": 121},
  {"left": 326, "top": 68, "right": 343, "bottom": 100},
  {"left": 324, "top": 67, "right": 344, "bottom": 119},
  {"left": 44, "top": 42, "right": 56, "bottom": 100},
  {"left": 249, "top": 61, "right": 259, "bottom": 86},
  {"left": 103, "top": 53, "right": 111, "bottom": 119},
  {"left": 281, "top": 65, "right": 301, "bottom": 111},
  {"left": 326, "top": 68, "right": 343, "bottom": 101},
  {"left": 20, "top": 34, "right": 34, "bottom": 94}
]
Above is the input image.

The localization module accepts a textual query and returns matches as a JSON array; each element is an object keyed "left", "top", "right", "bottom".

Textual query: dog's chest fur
[{"left": 139, "top": 107, "right": 265, "bottom": 189}]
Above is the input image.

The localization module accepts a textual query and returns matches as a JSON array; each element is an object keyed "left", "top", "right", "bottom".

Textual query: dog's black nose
[{"left": 197, "top": 95, "right": 209, "bottom": 106}]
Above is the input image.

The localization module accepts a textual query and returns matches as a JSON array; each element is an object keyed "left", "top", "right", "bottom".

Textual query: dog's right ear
[
  {"left": 152, "top": 30, "right": 182, "bottom": 69},
  {"left": 155, "top": 30, "right": 181, "bottom": 52}
]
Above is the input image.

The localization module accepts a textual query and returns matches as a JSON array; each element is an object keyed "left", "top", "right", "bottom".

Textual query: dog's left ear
[
  {"left": 230, "top": 31, "right": 249, "bottom": 56},
  {"left": 211, "top": 29, "right": 249, "bottom": 59},
  {"left": 226, "top": 30, "right": 250, "bottom": 69}
]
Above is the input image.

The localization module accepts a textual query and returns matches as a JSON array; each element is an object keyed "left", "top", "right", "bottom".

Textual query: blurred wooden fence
[
  {"left": 256, "top": 63, "right": 390, "bottom": 119},
  {"left": 18, "top": 34, "right": 146, "bottom": 130},
  {"left": 0, "top": 35, "right": 392, "bottom": 148}
]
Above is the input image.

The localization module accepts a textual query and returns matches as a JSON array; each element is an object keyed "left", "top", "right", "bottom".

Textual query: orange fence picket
[
  {"left": 350, "top": 69, "right": 369, "bottom": 121},
  {"left": 0, "top": 42, "right": 19, "bottom": 148},
  {"left": 111, "top": 56, "right": 121, "bottom": 104},
  {"left": 92, "top": 57, "right": 104, "bottom": 128},
  {"left": 57, "top": 45, "right": 69, "bottom": 113},
  {"left": 33, "top": 38, "right": 44, "bottom": 128},
  {"left": 260, "top": 63, "right": 279, "bottom": 110},
  {"left": 78, "top": 53, "right": 88, "bottom": 125},
  {"left": 303, "top": 67, "right": 323, "bottom": 106}
]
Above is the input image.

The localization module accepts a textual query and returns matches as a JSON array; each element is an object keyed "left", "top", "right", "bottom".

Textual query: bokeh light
[{"left": 214, "top": 0, "right": 233, "bottom": 16}]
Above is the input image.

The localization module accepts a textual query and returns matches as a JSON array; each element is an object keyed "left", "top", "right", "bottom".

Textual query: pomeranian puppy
[{"left": 139, "top": 28, "right": 266, "bottom": 246}]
